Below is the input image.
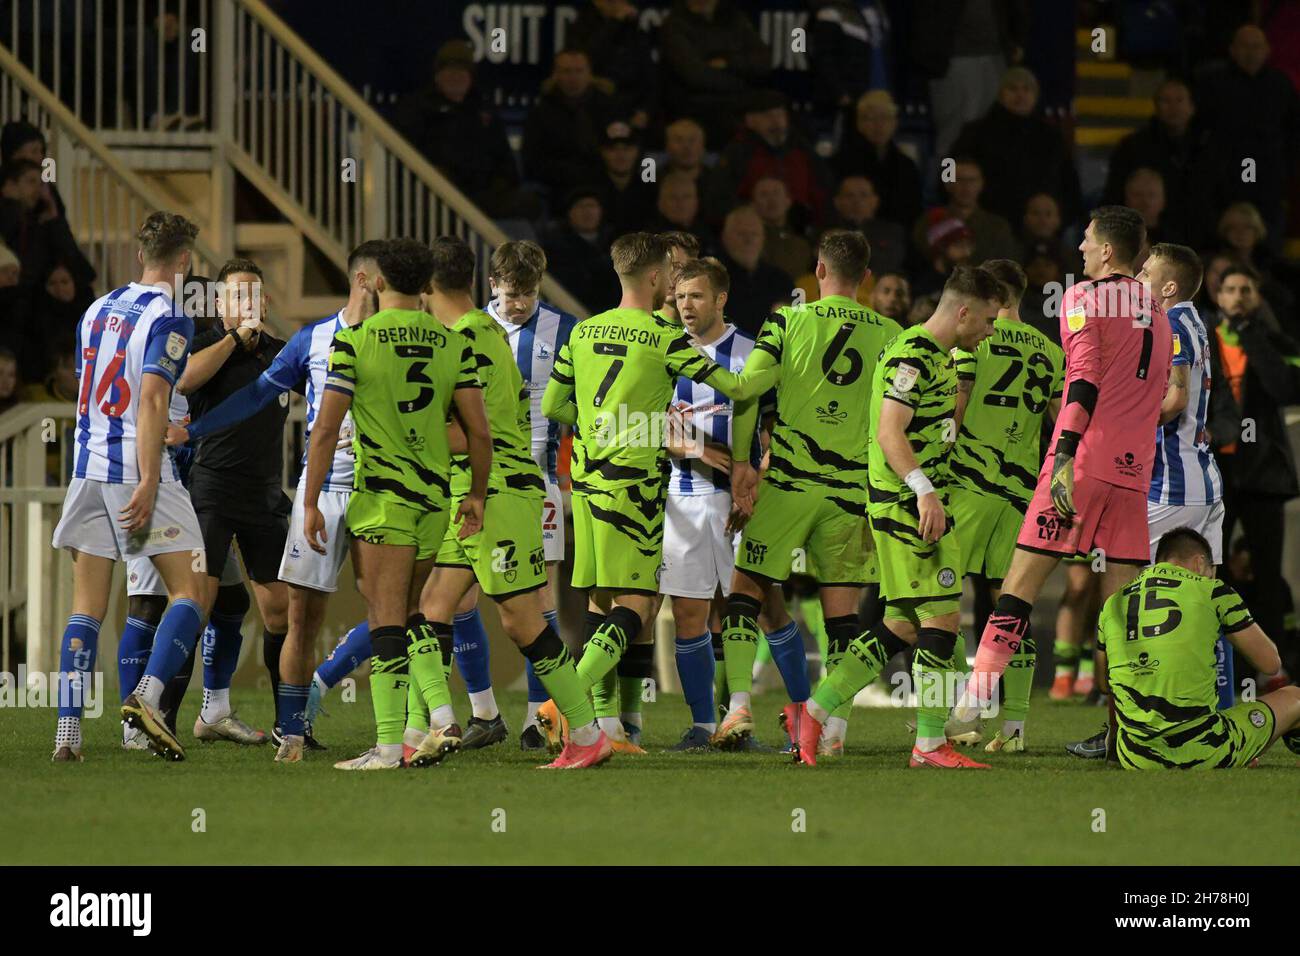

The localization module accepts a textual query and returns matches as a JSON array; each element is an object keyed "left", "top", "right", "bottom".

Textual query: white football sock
[
  {"left": 431, "top": 704, "right": 457, "bottom": 729},
  {"left": 524, "top": 701, "right": 541, "bottom": 729},
  {"left": 134, "top": 675, "right": 163, "bottom": 708},
  {"left": 805, "top": 697, "right": 830, "bottom": 723},
  {"left": 916, "top": 736, "right": 946, "bottom": 753},
  {"left": 728, "top": 691, "right": 751, "bottom": 713},
  {"left": 200, "top": 686, "right": 230, "bottom": 723},
  {"left": 468, "top": 689, "right": 498, "bottom": 721},
  {"left": 571, "top": 720, "right": 600, "bottom": 746},
  {"left": 597, "top": 716, "right": 623, "bottom": 738},
  {"left": 55, "top": 716, "right": 81, "bottom": 750},
  {"left": 825, "top": 716, "right": 848, "bottom": 740},
  {"left": 1002, "top": 720, "right": 1025, "bottom": 737}
]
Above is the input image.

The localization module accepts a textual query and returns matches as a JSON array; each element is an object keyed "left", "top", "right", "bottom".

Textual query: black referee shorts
[{"left": 189, "top": 473, "right": 291, "bottom": 584}]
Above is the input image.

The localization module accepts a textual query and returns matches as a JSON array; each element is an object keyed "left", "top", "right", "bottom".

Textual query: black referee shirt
[{"left": 187, "top": 322, "right": 290, "bottom": 499}]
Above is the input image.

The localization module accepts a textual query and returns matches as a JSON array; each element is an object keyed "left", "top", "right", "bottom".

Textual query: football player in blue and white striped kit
[
  {"left": 165, "top": 240, "right": 385, "bottom": 761},
  {"left": 51, "top": 212, "right": 212, "bottom": 762},
  {"left": 1138, "top": 243, "right": 1234, "bottom": 706},
  {"left": 442, "top": 240, "right": 580, "bottom": 750},
  {"left": 661, "top": 257, "right": 810, "bottom": 751}
]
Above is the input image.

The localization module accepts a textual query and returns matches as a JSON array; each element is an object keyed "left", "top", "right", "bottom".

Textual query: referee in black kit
[{"left": 175, "top": 257, "right": 306, "bottom": 746}]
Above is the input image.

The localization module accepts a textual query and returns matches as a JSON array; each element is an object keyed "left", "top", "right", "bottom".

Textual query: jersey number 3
[{"left": 395, "top": 344, "right": 435, "bottom": 413}]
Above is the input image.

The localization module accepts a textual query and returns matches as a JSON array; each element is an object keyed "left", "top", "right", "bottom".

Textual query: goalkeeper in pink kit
[{"left": 953, "top": 206, "right": 1172, "bottom": 728}]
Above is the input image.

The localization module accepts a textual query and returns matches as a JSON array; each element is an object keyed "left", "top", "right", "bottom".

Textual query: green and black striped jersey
[
  {"left": 1099, "top": 563, "right": 1254, "bottom": 740},
  {"left": 753, "top": 295, "right": 902, "bottom": 496},
  {"left": 950, "top": 318, "right": 1064, "bottom": 507},
  {"left": 326, "top": 307, "right": 479, "bottom": 512},
  {"left": 551, "top": 307, "right": 724, "bottom": 491},
  {"left": 867, "top": 326, "right": 958, "bottom": 510},
  {"left": 448, "top": 309, "right": 545, "bottom": 500}
]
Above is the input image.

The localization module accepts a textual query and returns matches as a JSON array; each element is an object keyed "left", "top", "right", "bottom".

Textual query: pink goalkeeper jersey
[{"left": 1052, "top": 273, "right": 1171, "bottom": 491}]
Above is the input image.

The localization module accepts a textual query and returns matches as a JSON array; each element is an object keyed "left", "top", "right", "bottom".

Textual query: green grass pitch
[{"left": 4, "top": 689, "right": 1296, "bottom": 865}]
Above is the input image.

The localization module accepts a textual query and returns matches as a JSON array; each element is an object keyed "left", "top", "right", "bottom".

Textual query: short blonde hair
[
  {"left": 1218, "top": 202, "right": 1268, "bottom": 245},
  {"left": 856, "top": 89, "right": 897, "bottom": 116}
]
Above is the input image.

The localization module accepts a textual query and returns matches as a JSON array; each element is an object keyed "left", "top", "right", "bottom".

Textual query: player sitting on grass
[
  {"left": 302, "top": 238, "right": 493, "bottom": 771},
  {"left": 537, "top": 232, "right": 776, "bottom": 752},
  {"left": 786, "top": 265, "right": 1002, "bottom": 768},
  {"left": 410, "top": 236, "right": 607, "bottom": 770},
  {"left": 1102, "top": 527, "right": 1300, "bottom": 769}
]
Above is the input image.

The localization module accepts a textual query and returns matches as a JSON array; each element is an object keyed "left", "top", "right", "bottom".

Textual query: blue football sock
[
  {"left": 277, "top": 682, "right": 310, "bottom": 737},
  {"left": 117, "top": 616, "right": 156, "bottom": 703},
  {"left": 766, "top": 620, "right": 811, "bottom": 702},
  {"left": 453, "top": 607, "right": 492, "bottom": 693},
  {"left": 675, "top": 632, "right": 716, "bottom": 725},
  {"left": 527, "top": 611, "right": 560, "bottom": 702},
  {"left": 144, "top": 599, "right": 203, "bottom": 684},
  {"left": 316, "top": 620, "right": 371, "bottom": 688},
  {"left": 202, "top": 611, "right": 245, "bottom": 691},
  {"left": 57, "top": 615, "right": 101, "bottom": 719}
]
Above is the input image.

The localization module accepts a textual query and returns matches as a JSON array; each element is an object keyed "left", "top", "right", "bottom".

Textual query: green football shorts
[
  {"left": 734, "top": 482, "right": 874, "bottom": 586},
  {"left": 346, "top": 491, "right": 448, "bottom": 561},
  {"left": 435, "top": 491, "right": 547, "bottom": 597},
  {"left": 571, "top": 478, "right": 665, "bottom": 594},
  {"left": 949, "top": 485, "right": 1024, "bottom": 583},
  {"left": 1117, "top": 701, "right": 1276, "bottom": 770},
  {"left": 870, "top": 497, "right": 962, "bottom": 624}
]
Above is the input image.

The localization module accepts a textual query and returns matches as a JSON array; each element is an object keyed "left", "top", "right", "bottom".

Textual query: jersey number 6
[{"left": 821, "top": 323, "right": 863, "bottom": 386}]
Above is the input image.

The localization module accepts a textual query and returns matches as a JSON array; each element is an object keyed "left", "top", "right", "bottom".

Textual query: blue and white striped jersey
[
  {"left": 1149, "top": 302, "right": 1224, "bottom": 506},
  {"left": 264, "top": 310, "right": 355, "bottom": 494},
  {"left": 668, "top": 324, "right": 757, "bottom": 496},
  {"left": 73, "top": 282, "right": 193, "bottom": 484},
  {"left": 487, "top": 298, "right": 579, "bottom": 482}
]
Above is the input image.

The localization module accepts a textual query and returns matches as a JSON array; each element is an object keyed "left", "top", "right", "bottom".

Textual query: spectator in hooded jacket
[
  {"left": 593, "top": 119, "right": 657, "bottom": 237},
  {"left": 392, "top": 40, "right": 539, "bottom": 220},
  {"left": 950, "top": 66, "right": 1081, "bottom": 227},
  {"left": 910, "top": 156, "right": 1019, "bottom": 265},
  {"left": 567, "top": 0, "right": 658, "bottom": 121},
  {"left": 1102, "top": 78, "right": 1215, "bottom": 248},
  {"left": 1208, "top": 264, "right": 1300, "bottom": 676},
  {"left": 659, "top": 0, "right": 771, "bottom": 146},
  {"left": 543, "top": 187, "right": 620, "bottom": 312},
  {"left": 832, "top": 90, "right": 923, "bottom": 229},
  {"left": 1195, "top": 24, "right": 1300, "bottom": 247},
  {"left": 523, "top": 48, "right": 618, "bottom": 202},
  {"left": 719, "top": 90, "right": 832, "bottom": 226}
]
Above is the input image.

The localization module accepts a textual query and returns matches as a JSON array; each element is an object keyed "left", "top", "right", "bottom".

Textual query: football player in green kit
[
  {"left": 949, "top": 259, "right": 1064, "bottom": 752},
  {"left": 786, "top": 265, "right": 1004, "bottom": 768},
  {"left": 537, "top": 232, "right": 776, "bottom": 750}
]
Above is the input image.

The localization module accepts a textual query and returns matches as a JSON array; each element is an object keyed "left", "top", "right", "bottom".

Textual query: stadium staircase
[{"left": 1, "top": 0, "right": 592, "bottom": 679}]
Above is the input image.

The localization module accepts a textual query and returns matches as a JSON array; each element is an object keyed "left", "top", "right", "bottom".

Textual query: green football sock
[
  {"left": 368, "top": 625, "right": 410, "bottom": 746},
  {"left": 408, "top": 618, "right": 453, "bottom": 718},
  {"left": 1078, "top": 643, "right": 1095, "bottom": 679},
  {"left": 755, "top": 634, "right": 772, "bottom": 667},
  {"left": 819, "top": 616, "right": 858, "bottom": 722},
  {"left": 619, "top": 677, "right": 643, "bottom": 715},
  {"left": 1053, "top": 639, "right": 1080, "bottom": 678},
  {"left": 576, "top": 606, "right": 640, "bottom": 687},
  {"left": 721, "top": 594, "right": 763, "bottom": 699},
  {"left": 591, "top": 668, "right": 619, "bottom": 719},
  {"left": 999, "top": 633, "right": 1036, "bottom": 723},
  {"left": 406, "top": 679, "right": 429, "bottom": 732},
  {"left": 912, "top": 630, "right": 957, "bottom": 742},
  {"left": 522, "top": 624, "right": 595, "bottom": 729},
  {"left": 712, "top": 632, "right": 728, "bottom": 704},
  {"left": 812, "top": 629, "right": 892, "bottom": 715}
]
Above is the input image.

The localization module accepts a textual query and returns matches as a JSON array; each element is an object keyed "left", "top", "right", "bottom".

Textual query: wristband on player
[
  {"left": 904, "top": 467, "right": 935, "bottom": 497},
  {"left": 1055, "top": 430, "right": 1081, "bottom": 458},
  {"left": 226, "top": 328, "right": 244, "bottom": 348}
]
